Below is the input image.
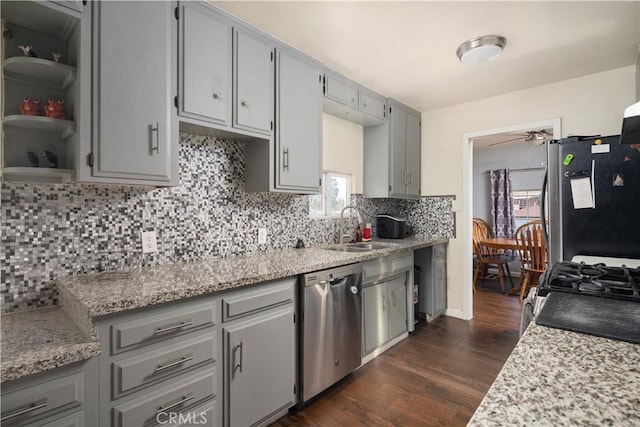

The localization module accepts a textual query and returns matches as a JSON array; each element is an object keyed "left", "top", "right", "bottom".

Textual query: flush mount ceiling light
[{"left": 456, "top": 35, "right": 507, "bottom": 63}]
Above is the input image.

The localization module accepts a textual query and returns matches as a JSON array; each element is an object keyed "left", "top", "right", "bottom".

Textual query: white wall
[
  {"left": 322, "top": 113, "right": 364, "bottom": 193},
  {"left": 422, "top": 65, "right": 636, "bottom": 316}
]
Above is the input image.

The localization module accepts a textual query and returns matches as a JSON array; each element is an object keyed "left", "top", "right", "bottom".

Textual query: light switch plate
[{"left": 141, "top": 230, "right": 158, "bottom": 253}]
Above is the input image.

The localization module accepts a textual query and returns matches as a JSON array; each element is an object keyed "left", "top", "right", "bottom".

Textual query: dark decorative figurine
[
  {"left": 43, "top": 151, "right": 59, "bottom": 168},
  {"left": 26, "top": 151, "right": 39, "bottom": 167}
]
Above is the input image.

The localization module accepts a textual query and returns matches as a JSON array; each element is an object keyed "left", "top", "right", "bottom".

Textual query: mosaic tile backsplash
[{"left": 1, "top": 133, "right": 454, "bottom": 312}]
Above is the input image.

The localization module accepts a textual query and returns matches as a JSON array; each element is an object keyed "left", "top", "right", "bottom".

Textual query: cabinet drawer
[
  {"left": 359, "top": 90, "right": 386, "bottom": 120},
  {"left": 222, "top": 278, "right": 294, "bottom": 322},
  {"left": 110, "top": 303, "right": 215, "bottom": 354},
  {"left": 112, "top": 332, "right": 217, "bottom": 400},
  {"left": 324, "top": 74, "right": 358, "bottom": 108},
  {"left": 363, "top": 251, "right": 413, "bottom": 284},
  {"left": 26, "top": 410, "right": 84, "bottom": 427},
  {"left": 1, "top": 372, "right": 84, "bottom": 425},
  {"left": 112, "top": 368, "right": 216, "bottom": 427}
]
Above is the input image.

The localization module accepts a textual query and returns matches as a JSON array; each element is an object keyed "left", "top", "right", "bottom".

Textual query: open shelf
[
  {"left": 3, "top": 167, "right": 73, "bottom": 183},
  {"left": 3, "top": 114, "right": 76, "bottom": 138},
  {"left": 3, "top": 56, "right": 76, "bottom": 90}
]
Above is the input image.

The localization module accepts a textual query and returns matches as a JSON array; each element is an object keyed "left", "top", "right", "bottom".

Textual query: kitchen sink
[{"left": 322, "top": 241, "right": 400, "bottom": 253}]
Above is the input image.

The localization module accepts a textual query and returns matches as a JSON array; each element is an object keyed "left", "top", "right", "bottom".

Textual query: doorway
[{"left": 461, "top": 119, "right": 561, "bottom": 320}]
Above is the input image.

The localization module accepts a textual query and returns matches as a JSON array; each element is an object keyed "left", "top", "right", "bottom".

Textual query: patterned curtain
[{"left": 490, "top": 169, "right": 516, "bottom": 238}]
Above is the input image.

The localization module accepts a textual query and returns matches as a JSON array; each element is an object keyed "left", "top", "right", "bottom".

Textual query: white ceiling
[{"left": 213, "top": 1, "right": 640, "bottom": 112}]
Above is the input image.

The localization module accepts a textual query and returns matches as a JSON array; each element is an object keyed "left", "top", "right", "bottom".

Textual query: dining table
[{"left": 480, "top": 237, "right": 522, "bottom": 295}]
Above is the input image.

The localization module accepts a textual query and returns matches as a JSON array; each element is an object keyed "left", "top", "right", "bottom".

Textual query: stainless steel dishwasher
[{"left": 299, "top": 263, "right": 363, "bottom": 404}]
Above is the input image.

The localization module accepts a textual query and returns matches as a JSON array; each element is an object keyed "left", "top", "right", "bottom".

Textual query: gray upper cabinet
[
  {"left": 363, "top": 98, "right": 421, "bottom": 199},
  {"left": 274, "top": 48, "right": 323, "bottom": 193},
  {"left": 179, "top": 1, "right": 231, "bottom": 127},
  {"left": 322, "top": 69, "right": 386, "bottom": 126},
  {"left": 233, "top": 28, "right": 273, "bottom": 135},
  {"left": 324, "top": 73, "right": 358, "bottom": 109},
  {"left": 89, "top": 1, "right": 178, "bottom": 185}
]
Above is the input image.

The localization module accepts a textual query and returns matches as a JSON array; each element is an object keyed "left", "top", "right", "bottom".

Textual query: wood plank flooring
[{"left": 272, "top": 281, "right": 522, "bottom": 426}]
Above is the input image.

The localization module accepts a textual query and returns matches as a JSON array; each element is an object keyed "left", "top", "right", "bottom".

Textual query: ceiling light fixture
[
  {"left": 456, "top": 35, "right": 507, "bottom": 63},
  {"left": 525, "top": 131, "right": 547, "bottom": 146}
]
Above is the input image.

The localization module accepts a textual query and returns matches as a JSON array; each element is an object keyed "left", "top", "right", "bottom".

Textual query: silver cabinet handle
[
  {"left": 382, "top": 294, "right": 386, "bottom": 311},
  {"left": 391, "top": 290, "right": 396, "bottom": 306},
  {"left": 232, "top": 341, "right": 243, "bottom": 378},
  {"left": 408, "top": 171, "right": 413, "bottom": 185},
  {"left": 156, "top": 394, "right": 194, "bottom": 415},
  {"left": 154, "top": 321, "right": 193, "bottom": 335},
  {"left": 1, "top": 401, "right": 47, "bottom": 422},
  {"left": 154, "top": 355, "right": 194, "bottom": 373},
  {"left": 149, "top": 122, "right": 160, "bottom": 154},
  {"left": 401, "top": 171, "right": 406, "bottom": 184},
  {"left": 282, "top": 148, "right": 289, "bottom": 170}
]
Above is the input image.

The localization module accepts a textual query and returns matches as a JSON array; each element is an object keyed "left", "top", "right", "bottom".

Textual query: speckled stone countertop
[
  {"left": 468, "top": 323, "right": 640, "bottom": 426},
  {"left": 2, "top": 237, "right": 446, "bottom": 383},
  {"left": 1, "top": 307, "right": 100, "bottom": 383},
  {"left": 56, "top": 237, "right": 447, "bottom": 319}
]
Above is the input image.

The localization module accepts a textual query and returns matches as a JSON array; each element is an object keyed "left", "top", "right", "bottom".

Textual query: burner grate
[{"left": 541, "top": 262, "right": 640, "bottom": 302}]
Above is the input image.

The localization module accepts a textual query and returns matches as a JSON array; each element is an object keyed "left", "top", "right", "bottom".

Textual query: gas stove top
[{"left": 539, "top": 261, "right": 640, "bottom": 302}]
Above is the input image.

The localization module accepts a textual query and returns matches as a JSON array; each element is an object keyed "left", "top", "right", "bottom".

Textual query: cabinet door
[
  {"left": 179, "top": 2, "right": 231, "bottom": 126},
  {"left": 233, "top": 29, "right": 273, "bottom": 135},
  {"left": 387, "top": 278, "right": 407, "bottom": 340},
  {"left": 389, "top": 105, "right": 407, "bottom": 197},
  {"left": 406, "top": 111, "right": 421, "bottom": 197},
  {"left": 362, "top": 283, "right": 387, "bottom": 354},
  {"left": 275, "top": 49, "right": 322, "bottom": 192},
  {"left": 324, "top": 73, "right": 358, "bottom": 109},
  {"left": 359, "top": 89, "right": 386, "bottom": 121},
  {"left": 92, "top": 1, "right": 176, "bottom": 184},
  {"left": 224, "top": 307, "right": 295, "bottom": 427},
  {"left": 434, "top": 247, "right": 447, "bottom": 315}
]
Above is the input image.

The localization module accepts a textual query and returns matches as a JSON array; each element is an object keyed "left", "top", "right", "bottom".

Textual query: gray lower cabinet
[
  {"left": 221, "top": 278, "right": 296, "bottom": 427},
  {"left": 362, "top": 277, "right": 407, "bottom": 354},
  {"left": 95, "top": 299, "right": 221, "bottom": 426},
  {"left": 363, "top": 98, "right": 421, "bottom": 198},
  {"left": 0, "top": 359, "right": 98, "bottom": 427},
  {"left": 418, "top": 244, "right": 447, "bottom": 322},
  {"left": 88, "top": 0, "right": 178, "bottom": 186}
]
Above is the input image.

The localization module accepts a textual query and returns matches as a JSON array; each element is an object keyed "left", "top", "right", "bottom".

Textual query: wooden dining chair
[
  {"left": 514, "top": 220, "right": 548, "bottom": 301},
  {"left": 472, "top": 219, "right": 512, "bottom": 294}
]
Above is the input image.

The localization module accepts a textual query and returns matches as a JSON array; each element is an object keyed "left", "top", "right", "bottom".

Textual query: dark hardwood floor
[{"left": 272, "top": 281, "right": 522, "bottom": 427}]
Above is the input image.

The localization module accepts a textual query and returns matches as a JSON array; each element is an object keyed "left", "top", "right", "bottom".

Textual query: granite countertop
[
  {"left": 56, "top": 237, "right": 446, "bottom": 319},
  {"left": 2, "top": 237, "right": 446, "bottom": 383},
  {"left": 468, "top": 323, "right": 640, "bottom": 426},
  {"left": 1, "top": 307, "right": 100, "bottom": 383}
]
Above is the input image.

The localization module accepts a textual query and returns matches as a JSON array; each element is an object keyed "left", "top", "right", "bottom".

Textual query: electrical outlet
[
  {"left": 141, "top": 230, "right": 158, "bottom": 254},
  {"left": 258, "top": 228, "right": 267, "bottom": 244}
]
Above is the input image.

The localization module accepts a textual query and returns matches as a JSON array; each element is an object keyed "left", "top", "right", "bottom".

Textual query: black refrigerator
[{"left": 545, "top": 135, "right": 640, "bottom": 263}]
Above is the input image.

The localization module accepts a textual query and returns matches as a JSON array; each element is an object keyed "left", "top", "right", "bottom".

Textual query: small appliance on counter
[{"left": 376, "top": 214, "right": 406, "bottom": 239}]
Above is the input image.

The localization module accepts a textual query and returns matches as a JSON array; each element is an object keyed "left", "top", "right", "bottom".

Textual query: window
[
  {"left": 310, "top": 172, "right": 352, "bottom": 218},
  {"left": 512, "top": 189, "right": 542, "bottom": 228}
]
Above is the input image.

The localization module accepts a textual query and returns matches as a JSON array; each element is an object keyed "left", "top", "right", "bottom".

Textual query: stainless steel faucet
[{"left": 339, "top": 205, "right": 364, "bottom": 244}]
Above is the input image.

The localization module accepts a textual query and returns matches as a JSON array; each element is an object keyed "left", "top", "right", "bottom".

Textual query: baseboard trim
[{"left": 445, "top": 308, "right": 471, "bottom": 320}]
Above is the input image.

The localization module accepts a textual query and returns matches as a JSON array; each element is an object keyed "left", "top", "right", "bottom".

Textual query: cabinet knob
[
  {"left": 363, "top": 102, "right": 367, "bottom": 108},
  {"left": 212, "top": 93, "right": 220, "bottom": 100},
  {"left": 240, "top": 99, "right": 248, "bottom": 107}
]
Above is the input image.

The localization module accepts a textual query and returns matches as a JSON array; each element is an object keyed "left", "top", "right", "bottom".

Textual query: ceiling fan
[{"left": 488, "top": 130, "right": 550, "bottom": 147}]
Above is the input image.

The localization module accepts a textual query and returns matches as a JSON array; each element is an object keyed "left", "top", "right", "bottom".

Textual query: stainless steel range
[{"left": 522, "top": 259, "right": 640, "bottom": 344}]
